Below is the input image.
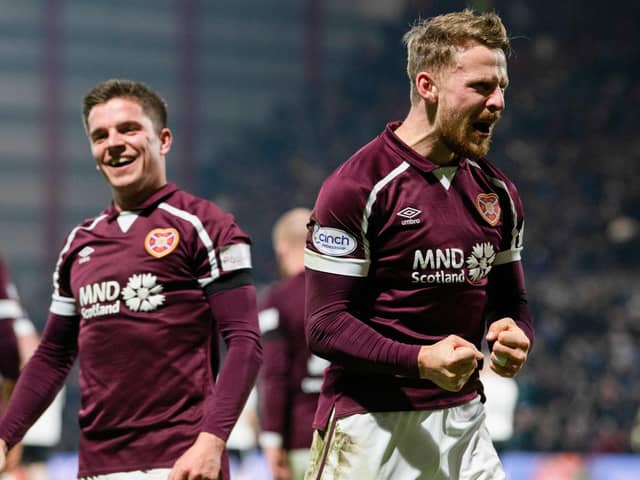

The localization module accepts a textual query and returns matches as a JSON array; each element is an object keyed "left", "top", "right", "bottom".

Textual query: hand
[
  {"left": 4, "top": 441, "right": 21, "bottom": 472},
  {"left": 485, "top": 317, "right": 530, "bottom": 377},
  {"left": 168, "top": 432, "right": 225, "bottom": 480},
  {"left": 417, "top": 335, "right": 484, "bottom": 391},
  {"left": 0, "top": 439, "right": 20, "bottom": 473},
  {"left": 263, "top": 445, "right": 292, "bottom": 480}
]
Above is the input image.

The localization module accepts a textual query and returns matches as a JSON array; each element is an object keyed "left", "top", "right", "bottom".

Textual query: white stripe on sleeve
[
  {"left": 304, "top": 248, "right": 369, "bottom": 277},
  {"left": 0, "top": 299, "right": 22, "bottom": 319},
  {"left": 50, "top": 295, "right": 77, "bottom": 316}
]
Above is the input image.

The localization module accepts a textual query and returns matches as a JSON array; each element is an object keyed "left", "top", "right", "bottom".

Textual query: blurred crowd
[{"left": 207, "top": 1, "right": 640, "bottom": 454}]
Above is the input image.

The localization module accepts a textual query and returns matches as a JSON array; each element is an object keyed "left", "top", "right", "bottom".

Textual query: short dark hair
[{"left": 82, "top": 79, "right": 168, "bottom": 132}]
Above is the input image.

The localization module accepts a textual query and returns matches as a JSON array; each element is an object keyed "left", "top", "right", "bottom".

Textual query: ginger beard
[{"left": 438, "top": 100, "right": 499, "bottom": 161}]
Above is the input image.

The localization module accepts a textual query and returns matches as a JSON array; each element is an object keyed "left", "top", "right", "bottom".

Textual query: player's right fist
[{"left": 417, "top": 335, "right": 484, "bottom": 392}]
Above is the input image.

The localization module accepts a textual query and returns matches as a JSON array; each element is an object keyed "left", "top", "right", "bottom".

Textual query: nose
[
  {"left": 486, "top": 87, "right": 505, "bottom": 113},
  {"left": 106, "top": 131, "right": 125, "bottom": 152}
]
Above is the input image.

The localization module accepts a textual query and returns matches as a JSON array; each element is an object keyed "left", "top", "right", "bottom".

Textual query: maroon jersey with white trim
[
  {"left": 305, "top": 122, "right": 532, "bottom": 430},
  {"left": 258, "top": 271, "right": 325, "bottom": 450},
  {"left": 3, "top": 184, "right": 254, "bottom": 476}
]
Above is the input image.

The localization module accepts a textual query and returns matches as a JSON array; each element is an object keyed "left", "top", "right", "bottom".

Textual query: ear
[
  {"left": 415, "top": 71, "right": 438, "bottom": 104},
  {"left": 159, "top": 128, "right": 173, "bottom": 155}
]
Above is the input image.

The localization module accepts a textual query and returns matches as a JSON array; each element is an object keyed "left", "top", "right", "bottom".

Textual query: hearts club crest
[
  {"left": 145, "top": 228, "right": 180, "bottom": 258},
  {"left": 475, "top": 193, "right": 501, "bottom": 226}
]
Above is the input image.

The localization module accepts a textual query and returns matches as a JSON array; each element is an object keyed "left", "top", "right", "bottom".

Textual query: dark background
[{"left": 1, "top": 0, "right": 638, "bottom": 454}]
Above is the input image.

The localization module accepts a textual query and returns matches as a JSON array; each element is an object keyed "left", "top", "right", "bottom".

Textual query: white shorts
[
  {"left": 289, "top": 448, "right": 311, "bottom": 480},
  {"left": 80, "top": 468, "right": 171, "bottom": 480},
  {"left": 304, "top": 397, "right": 505, "bottom": 480}
]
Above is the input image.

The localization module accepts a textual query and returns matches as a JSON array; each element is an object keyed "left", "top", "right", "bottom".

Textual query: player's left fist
[{"left": 485, "top": 317, "right": 530, "bottom": 378}]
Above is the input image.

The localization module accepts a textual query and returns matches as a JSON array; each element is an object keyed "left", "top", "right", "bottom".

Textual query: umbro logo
[
  {"left": 397, "top": 207, "right": 421, "bottom": 225},
  {"left": 78, "top": 246, "right": 95, "bottom": 264}
]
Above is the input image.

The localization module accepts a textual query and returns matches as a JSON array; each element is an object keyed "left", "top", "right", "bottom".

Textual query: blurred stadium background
[{"left": 0, "top": 0, "right": 638, "bottom": 478}]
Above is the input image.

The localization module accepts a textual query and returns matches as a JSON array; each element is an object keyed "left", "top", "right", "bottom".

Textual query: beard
[{"left": 439, "top": 108, "right": 495, "bottom": 160}]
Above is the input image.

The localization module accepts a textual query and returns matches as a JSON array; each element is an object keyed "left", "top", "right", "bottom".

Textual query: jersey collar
[
  {"left": 105, "top": 183, "right": 179, "bottom": 221},
  {"left": 383, "top": 121, "right": 469, "bottom": 172}
]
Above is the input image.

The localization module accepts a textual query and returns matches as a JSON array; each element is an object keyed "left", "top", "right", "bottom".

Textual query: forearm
[
  {"left": 202, "top": 285, "right": 262, "bottom": 440},
  {"left": 485, "top": 261, "right": 534, "bottom": 346},
  {"left": 306, "top": 269, "right": 421, "bottom": 377},
  {"left": 307, "top": 308, "right": 420, "bottom": 376},
  {"left": 0, "top": 312, "right": 77, "bottom": 448}
]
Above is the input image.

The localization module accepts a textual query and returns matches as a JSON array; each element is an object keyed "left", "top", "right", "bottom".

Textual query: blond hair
[{"left": 403, "top": 9, "right": 511, "bottom": 104}]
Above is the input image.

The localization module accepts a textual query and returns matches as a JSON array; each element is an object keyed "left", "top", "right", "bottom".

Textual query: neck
[
  {"left": 112, "top": 183, "right": 166, "bottom": 212},
  {"left": 394, "top": 104, "right": 457, "bottom": 166}
]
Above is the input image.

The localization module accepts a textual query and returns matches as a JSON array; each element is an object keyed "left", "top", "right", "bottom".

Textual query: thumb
[
  {"left": 449, "top": 336, "right": 483, "bottom": 359},
  {"left": 452, "top": 345, "right": 483, "bottom": 362},
  {"left": 486, "top": 318, "right": 512, "bottom": 341}
]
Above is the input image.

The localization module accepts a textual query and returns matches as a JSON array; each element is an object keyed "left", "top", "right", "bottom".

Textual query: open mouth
[
  {"left": 107, "top": 157, "right": 135, "bottom": 168},
  {"left": 472, "top": 121, "right": 492, "bottom": 135}
]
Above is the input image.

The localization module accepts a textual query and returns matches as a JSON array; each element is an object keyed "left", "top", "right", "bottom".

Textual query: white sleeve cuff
[
  {"left": 13, "top": 317, "right": 36, "bottom": 336},
  {"left": 259, "top": 431, "right": 283, "bottom": 448}
]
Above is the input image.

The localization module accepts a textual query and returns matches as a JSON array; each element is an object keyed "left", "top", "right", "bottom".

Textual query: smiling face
[
  {"left": 435, "top": 42, "right": 508, "bottom": 160},
  {"left": 87, "top": 97, "right": 172, "bottom": 211}
]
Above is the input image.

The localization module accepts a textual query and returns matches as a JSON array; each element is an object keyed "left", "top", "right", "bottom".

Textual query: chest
[
  {"left": 67, "top": 217, "right": 194, "bottom": 310},
  {"left": 371, "top": 168, "right": 506, "bottom": 285}
]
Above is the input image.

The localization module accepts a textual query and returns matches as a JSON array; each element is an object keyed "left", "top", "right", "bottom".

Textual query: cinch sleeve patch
[{"left": 311, "top": 226, "right": 357, "bottom": 257}]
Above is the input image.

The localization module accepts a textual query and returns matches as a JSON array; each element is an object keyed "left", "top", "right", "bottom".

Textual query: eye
[
  {"left": 90, "top": 131, "right": 107, "bottom": 143},
  {"left": 471, "top": 82, "right": 493, "bottom": 94},
  {"left": 119, "top": 122, "right": 141, "bottom": 134}
]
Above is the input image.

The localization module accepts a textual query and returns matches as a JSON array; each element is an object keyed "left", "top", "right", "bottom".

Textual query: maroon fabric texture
[
  {"left": 305, "top": 124, "right": 534, "bottom": 430},
  {"left": 258, "top": 271, "right": 322, "bottom": 449},
  {"left": 0, "top": 184, "right": 262, "bottom": 477}
]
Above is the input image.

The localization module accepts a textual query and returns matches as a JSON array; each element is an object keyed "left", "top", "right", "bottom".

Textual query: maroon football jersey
[
  {"left": 0, "top": 184, "right": 258, "bottom": 476},
  {"left": 304, "top": 123, "right": 533, "bottom": 430},
  {"left": 0, "top": 256, "right": 21, "bottom": 382},
  {"left": 258, "top": 271, "right": 326, "bottom": 450}
]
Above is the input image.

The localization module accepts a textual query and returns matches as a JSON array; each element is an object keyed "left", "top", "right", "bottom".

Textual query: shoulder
[
  {"left": 159, "top": 190, "right": 252, "bottom": 256},
  {"left": 53, "top": 214, "right": 110, "bottom": 275},
  {"left": 467, "top": 158, "right": 519, "bottom": 190},
  {"left": 62, "top": 213, "right": 110, "bottom": 243},
  {"left": 316, "top": 135, "right": 408, "bottom": 215},
  {"left": 332, "top": 134, "right": 403, "bottom": 185},
  {"left": 159, "top": 189, "right": 233, "bottom": 224}
]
